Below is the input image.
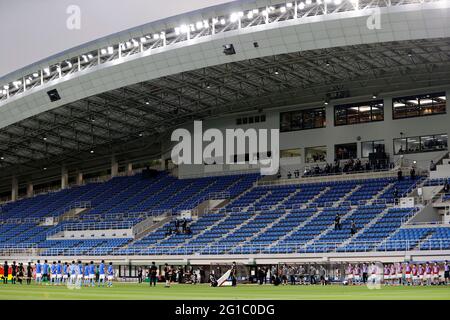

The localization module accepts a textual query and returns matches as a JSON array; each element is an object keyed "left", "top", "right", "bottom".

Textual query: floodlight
[
  {"left": 196, "top": 21, "right": 203, "bottom": 29},
  {"left": 101, "top": 49, "right": 107, "bottom": 55},
  {"left": 107, "top": 46, "right": 114, "bottom": 54},
  {"left": 299, "top": 2, "right": 306, "bottom": 9}
]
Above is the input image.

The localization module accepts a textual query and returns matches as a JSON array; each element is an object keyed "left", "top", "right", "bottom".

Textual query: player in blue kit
[
  {"left": 89, "top": 261, "right": 96, "bottom": 287},
  {"left": 98, "top": 260, "right": 106, "bottom": 287},
  {"left": 35, "top": 260, "right": 42, "bottom": 285},
  {"left": 84, "top": 263, "right": 90, "bottom": 287},
  {"left": 50, "top": 261, "right": 57, "bottom": 285},
  {"left": 69, "top": 261, "right": 77, "bottom": 286},
  {"left": 56, "top": 261, "right": 62, "bottom": 285},
  {"left": 107, "top": 262, "right": 114, "bottom": 287},
  {"left": 63, "top": 262, "right": 69, "bottom": 284},
  {"left": 42, "top": 260, "right": 49, "bottom": 284},
  {"left": 76, "top": 261, "right": 83, "bottom": 287}
]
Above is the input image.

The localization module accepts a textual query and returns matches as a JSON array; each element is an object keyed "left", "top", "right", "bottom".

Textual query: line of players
[
  {"left": 345, "top": 261, "right": 450, "bottom": 286},
  {"left": 34, "top": 259, "right": 115, "bottom": 287}
]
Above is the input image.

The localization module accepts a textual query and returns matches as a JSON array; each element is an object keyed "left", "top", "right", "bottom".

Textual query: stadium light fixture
[
  {"left": 220, "top": 18, "right": 226, "bottom": 25},
  {"left": 33, "top": 72, "right": 39, "bottom": 78},
  {"left": 230, "top": 12, "right": 239, "bottom": 23},
  {"left": 87, "top": 54, "right": 93, "bottom": 59},
  {"left": 107, "top": 46, "right": 114, "bottom": 54},
  {"left": 25, "top": 79, "right": 31, "bottom": 85},
  {"left": 66, "top": 61, "right": 72, "bottom": 68},
  {"left": 82, "top": 55, "right": 88, "bottom": 63},
  {"left": 196, "top": 21, "right": 204, "bottom": 29},
  {"left": 299, "top": 2, "right": 306, "bottom": 9},
  {"left": 3, "top": 85, "right": 9, "bottom": 90},
  {"left": 247, "top": 11, "right": 254, "bottom": 19},
  {"left": 140, "top": 37, "right": 147, "bottom": 43},
  {"left": 44, "top": 68, "right": 50, "bottom": 75},
  {"left": 43, "top": 167, "right": 47, "bottom": 171},
  {"left": 43, "top": 137, "right": 47, "bottom": 141},
  {"left": 280, "top": 6, "right": 286, "bottom": 13},
  {"left": 153, "top": 33, "right": 160, "bottom": 40},
  {"left": 90, "top": 149, "right": 95, "bottom": 154},
  {"left": 0, "top": 157, "right": 4, "bottom": 160},
  {"left": 132, "top": 39, "right": 139, "bottom": 47},
  {"left": 101, "top": 48, "right": 107, "bottom": 55},
  {"left": 180, "top": 25, "right": 188, "bottom": 34}
]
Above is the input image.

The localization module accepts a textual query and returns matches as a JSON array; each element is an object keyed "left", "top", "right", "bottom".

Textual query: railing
[
  {"left": 3, "top": 238, "right": 450, "bottom": 257},
  {"left": 259, "top": 170, "right": 398, "bottom": 186}
]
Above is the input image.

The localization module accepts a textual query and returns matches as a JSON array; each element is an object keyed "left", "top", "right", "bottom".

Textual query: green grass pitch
[{"left": 0, "top": 283, "right": 449, "bottom": 300}]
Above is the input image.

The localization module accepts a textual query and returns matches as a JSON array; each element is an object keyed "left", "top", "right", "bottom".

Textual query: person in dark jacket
[
  {"left": 3, "top": 261, "right": 8, "bottom": 284},
  {"left": 11, "top": 261, "right": 17, "bottom": 284}
]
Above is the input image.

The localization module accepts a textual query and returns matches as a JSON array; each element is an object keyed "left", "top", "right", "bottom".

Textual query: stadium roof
[{"left": 1, "top": 37, "right": 450, "bottom": 179}]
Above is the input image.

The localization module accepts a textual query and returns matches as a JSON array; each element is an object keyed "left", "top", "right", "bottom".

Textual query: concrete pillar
[
  {"left": 11, "top": 176, "right": 18, "bottom": 202},
  {"left": 61, "top": 166, "right": 69, "bottom": 189},
  {"left": 126, "top": 163, "right": 133, "bottom": 176},
  {"left": 111, "top": 155, "right": 119, "bottom": 177},
  {"left": 76, "top": 172, "right": 83, "bottom": 185},
  {"left": 26, "top": 182, "right": 34, "bottom": 198}
]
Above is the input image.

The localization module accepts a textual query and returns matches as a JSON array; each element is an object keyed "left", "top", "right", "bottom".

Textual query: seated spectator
[{"left": 430, "top": 160, "right": 436, "bottom": 171}]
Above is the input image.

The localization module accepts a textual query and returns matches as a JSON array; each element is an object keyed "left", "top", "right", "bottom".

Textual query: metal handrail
[{"left": 2, "top": 238, "right": 450, "bottom": 257}]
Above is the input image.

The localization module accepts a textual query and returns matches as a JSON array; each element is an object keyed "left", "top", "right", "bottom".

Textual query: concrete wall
[{"left": 172, "top": 87, "right": 450, "bottom": 178}]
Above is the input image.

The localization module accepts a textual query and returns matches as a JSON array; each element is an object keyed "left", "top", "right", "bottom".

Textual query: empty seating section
[
  {"left": 0, "top": 171, "right": 259, "bottom": 254},
  {"left": 0, "top": 171, "right": 444, "bottom": 255},
  {"left": 340, "top": 207, "right": 418, "bottom": 252}
]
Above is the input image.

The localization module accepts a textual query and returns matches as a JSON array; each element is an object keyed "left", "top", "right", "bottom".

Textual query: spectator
[
  {"left": 350, "top": 220, "right": 357, "bottom": 235},
  {"left": 397, "top": 169, "right": 403, "bottom": 181},
  {"left": 287, "top": 171, "right": 292, "bottom": 179},
  {"left": 444, "top": 180, "right": 450, "bottom": 193},
  {"left": 393, "top": 188, "right": 400, "bottom": 205},
  {"left": 430, "top": 160, "right": 436, "bottom": 171},
  {"left": 410, "top": 167, "right": 416, "bottom": 180},
  {"left": 334, "top": 214, "right": 342, "bottom": 231}
]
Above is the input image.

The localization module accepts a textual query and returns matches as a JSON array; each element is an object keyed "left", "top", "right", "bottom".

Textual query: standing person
[
  {"left": 50, "top": 261, "right": 57, "bottom": 285},
  {"left": 69, "top": 261, "right": 77, "bottom": 286},
  {"left": 26, "top": 262, "right": 33, "bottom": 285},
  {"left": 89, "top": 261, "right": 96, "bottom": 287},
  {"left": 63, "top": 262, "right": 69, "bottom": 284},
  {"left": 107, "top": 262, "right": 114, "bottom": 287},
  {"left": 350, "top": 220, "right": 357, "bottom": 236},
  {"left": 334, "top": 214, "right": 341, "bottom": 230},
  {"left": 393, "top": 188, "right": 399, "bottom": 205},
  {"left": 405, "top": 262, "right": 412, "bottom": 286},
  {"left": 98, "top": 260, "right": 106, "bottom": 287},
  {"left": 444, "top": 261, "right": 450, "bottom": 285},
  {"left": 76, "top": 261, "right": 83, "bottom": 288},
  {"left": 410, "top": 167, "right": 416, "bottom": 180},
  {"left": 432, "top": 262, "right": 440, "bottom": 285},
  {"left": 230, "top": 262, "right": 237, "bottom": 287},
  {"left": 11, "top": 261, "right": 17, "bottom": 284},
  {"left": 418, "top": 264, "right": 425, "bottom": 286},
  {"left": 319, "top": 266, "right": 326, "bottom": 285},
  {"left": 138, "top": 268, "right": 143, "bottom": 284},
  {"left": 425, "top": 262, "right": 432, "bottom": 286},
  {"left": 17, "top": 263, "right": 24, "bottom": 285},
  {"left": 3, "top": 261, "right": 8, "bottom": 284},
  {"left": 84, "top": 263, "right": 90, "bottom": 287},
  {"left": 56, "top": 261, "right": 62, "bottom": 285},
  {"left": 346, "top": 263, "right": 353, "bottom": 285},
  {"left": 362, "top": 263, "right": 368, "bottom": 284},
  {"left": 35, "top": 260, "right": 42, "bottom": 285},
  {"left": 412, "top": 264, "right": 418, "bottom": 286},
  {"left": 149, "top": 262, "right": 158, "bottom": 287},
  {"left": 42, "top": 260, "right": 49, "bottom": 284},
  {"left": 164, "top": 263, "right": 172, "bottom": 288}
]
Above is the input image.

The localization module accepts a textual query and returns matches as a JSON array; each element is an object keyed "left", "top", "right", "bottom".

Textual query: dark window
[
  {"left": 394, "top": 134, "right": 448, "bottom": 155},
  {"left": 236, "top": 118, "right": 242, "bottom": 125},
  {"left": 335, "top": 143, "right": 357, "bottom": 160},
  {"left": 361, "top": 140, "right": 385, "bottom": 158},
  {"left": 260, "top": 114, "right": 266, "bottom": 122},
  {"left": 334, "top": 100, "right": 384, "bottom": 126},
  {"left": 393, "top": 92, "right": 446, "bottom": 119},
  {"left": 280, "top": 108, "right": 325, "bottom": 132}
]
